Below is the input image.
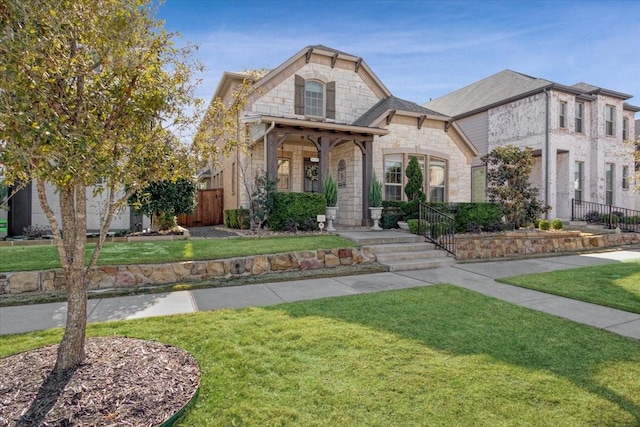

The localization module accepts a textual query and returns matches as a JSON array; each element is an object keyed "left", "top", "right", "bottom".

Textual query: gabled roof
[
  {"left": 424, "top": 69, "right": 636, "bottom": 118},
  {"left": 424, "top": 70, "right": 553, "bottom": 117},
  {"left": 353, "top": 95, "right": 446, "bottom": 127},
  {"left": 253, "top": 44, "right": 392, "bottom": 99}
]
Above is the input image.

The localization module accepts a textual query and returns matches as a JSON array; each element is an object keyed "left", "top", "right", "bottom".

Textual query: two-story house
[
  {"left": 424, "top": 70, "right": 640, "bottom": 220},
  {"left": 199, "top": 45, "right": 478, "bottom": 226}
]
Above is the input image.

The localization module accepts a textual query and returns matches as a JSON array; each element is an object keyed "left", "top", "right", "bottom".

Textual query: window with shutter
[
  {"left": 326, "top": 81, "right": 336, "bottom": 119},
  {"left": 294, "top": 75, "right": 305, "bottom": 115}
]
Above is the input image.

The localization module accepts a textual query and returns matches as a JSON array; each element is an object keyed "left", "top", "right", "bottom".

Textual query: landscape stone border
[
  {"left": 456, "top": 229, "right": 640, "bottom": 260},
  {"left": 0, "top": 247, "right": 376, "bottom": 295}
]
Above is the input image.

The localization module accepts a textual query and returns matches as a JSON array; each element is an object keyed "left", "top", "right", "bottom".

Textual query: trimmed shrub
[
  {"left": 381, "top": 213, "right": 403, "bottom": 229},
  {"left": 270, "top": 192, "right": 326, "bottom": 231},
  {"left": 551, "top": 219, "right": 563, "bottom": 230},
  {"left": 454, "top": 203, "right": 502, "bottom": 233},
  {"left": 538, "top": 219, "right": 551, "bottom": 230},
  {"left": 407, "top": 219, "right": 429, "bottom": 235}
]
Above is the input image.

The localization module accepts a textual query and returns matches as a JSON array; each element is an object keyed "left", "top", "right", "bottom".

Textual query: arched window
[
  {"left": 337, "top": 159, "right": 347, "bottom": 188},
  {"left": 305, "top": 80, "right": 324, "bottom": 117}
]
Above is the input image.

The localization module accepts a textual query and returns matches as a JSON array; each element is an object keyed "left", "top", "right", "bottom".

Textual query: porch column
[
  {"left": 361, "top": 140, "right": 373, "bottom": 225},
  {"left": 266, "top": 132, "right": 278, "bottom": 189},
  {"left": 318, "top": 136, "right": 330, "bottom": 192}
]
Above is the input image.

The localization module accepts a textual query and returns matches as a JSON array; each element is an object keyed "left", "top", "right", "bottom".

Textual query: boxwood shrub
[
  {"left": 270, "top": 192, "right": 326, "bottom": 231},
  {"left": 454, "top": 203, "right": 502, "bottom": 233}
]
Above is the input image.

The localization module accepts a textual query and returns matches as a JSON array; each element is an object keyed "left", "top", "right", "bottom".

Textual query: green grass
[
  {"left": 3, "top": 286, "right": 640, "bottom": 426},
  {"left": 499, "top": 260, "right": 640, "bottom": 314},
  {"left": 0, "top": 235, "right": 354, "bottom": 272}
]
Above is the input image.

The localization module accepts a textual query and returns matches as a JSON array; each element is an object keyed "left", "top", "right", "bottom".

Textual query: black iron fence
[
  {"left": 418, "top": 202, "right": 456, "bottom": 257},
  {"left": 571, "top": 199, "right": 640, "bottom": 232}
]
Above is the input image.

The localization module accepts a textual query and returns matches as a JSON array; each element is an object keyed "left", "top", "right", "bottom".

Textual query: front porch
[{"left": 249, "top": 116, "right": 388, "bottom": 226}]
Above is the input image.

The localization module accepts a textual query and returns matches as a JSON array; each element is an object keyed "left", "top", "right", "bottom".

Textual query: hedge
[{"left": 270, "top": 192, "right": 326, "bottom": 231}]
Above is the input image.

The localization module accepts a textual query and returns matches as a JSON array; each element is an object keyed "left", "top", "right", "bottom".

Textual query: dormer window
[
  {"left": 295, "top": 75, "right": 336, "bottom": 119},
  {"left": 305, "top": 80, "right": 324, "bottom": 117}
]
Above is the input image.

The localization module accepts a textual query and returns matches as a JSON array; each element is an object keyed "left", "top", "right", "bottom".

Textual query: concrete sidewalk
[{"left": 2, "top": 249, "right": 640, "bottom": 339}]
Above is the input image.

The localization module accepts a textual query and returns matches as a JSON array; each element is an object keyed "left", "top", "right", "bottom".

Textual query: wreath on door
[{"left": 306, "top": 164, "right": 319, "bottom": 181}]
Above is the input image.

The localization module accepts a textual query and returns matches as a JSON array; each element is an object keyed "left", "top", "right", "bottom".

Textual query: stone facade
[
  {"left": 456, "top": 230, "right": 640, "bottom": 260},
  {"left": 201, "top": 45, "right": 477, "bottom": 226},
  {"left": 0, "top": 247, "right": 376, "bottom": 295}
]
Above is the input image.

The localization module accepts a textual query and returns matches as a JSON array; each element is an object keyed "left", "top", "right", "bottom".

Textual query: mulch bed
[{"left": 0, "top": 337, "right": 200, "bottom": 426}]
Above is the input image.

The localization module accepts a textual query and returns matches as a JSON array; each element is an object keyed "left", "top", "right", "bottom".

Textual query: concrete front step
[
  {"left": 338, "top": 229, "right": 455, "bottom": 271},
  {"left": 382, "top": 256, "right": 456, "bottom": 272},
  {"left": 338, "top": 230, "right": 424, "bottom": 246}
]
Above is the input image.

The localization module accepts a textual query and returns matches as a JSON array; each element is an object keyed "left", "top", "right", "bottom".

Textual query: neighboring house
[
  {"left": 5, "top": 181, "right": 147, "bottom": 236},
  {"left": 197, "top": 45, "right": 478, "bottom": 226},
  {"left": 424, "top": 70, "right": 640, "bottom": 220}
]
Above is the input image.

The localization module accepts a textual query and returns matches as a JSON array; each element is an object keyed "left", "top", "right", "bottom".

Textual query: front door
[{"left": 304, "top": 159, "right": 320, "bottom": 193}]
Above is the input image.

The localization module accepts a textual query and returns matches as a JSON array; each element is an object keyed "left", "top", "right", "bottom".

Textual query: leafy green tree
[
  {"left": 128, "top": 178, "right": 196, "bottom": 230},
  {"left": 404, "top": 156, "right": 425, "bottom": 202},
  {"left": 481, "top": 145, "right": 550, "bottom": 228},
  {"left": 0, "top": 0, "right": 201, "bottom": 370}
]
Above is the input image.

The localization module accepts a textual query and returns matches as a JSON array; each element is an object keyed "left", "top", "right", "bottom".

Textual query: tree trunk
[
  {"left": 54, "top": 266, "right": 88, "bottom": 371},
  {"left": 52, "top": 182, "right": 89, "bottom": 371}
]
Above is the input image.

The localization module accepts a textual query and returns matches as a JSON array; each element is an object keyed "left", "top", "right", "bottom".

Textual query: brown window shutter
[
  {"left": 295, "top": 75, "right": 305, "bottom": 115},
  {"left": 326, "top": 81, "right": 336, "bottom": 119}
]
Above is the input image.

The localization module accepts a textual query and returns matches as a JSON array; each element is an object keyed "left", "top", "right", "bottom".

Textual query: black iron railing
[
  {"left": 418, "top": 202, "right": 456, "bottom": 257},
  {"left": 571, "top": 199, "right": 640, "bottom": 232}
]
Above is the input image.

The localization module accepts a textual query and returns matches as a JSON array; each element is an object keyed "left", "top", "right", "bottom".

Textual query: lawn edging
[{"left": 0, "top": 247, "right": 376, "bottom": 295}]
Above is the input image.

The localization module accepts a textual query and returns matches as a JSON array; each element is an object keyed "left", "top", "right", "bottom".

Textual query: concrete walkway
[{"left": 1, "top": 249, "right": 640, "bottom": 339}]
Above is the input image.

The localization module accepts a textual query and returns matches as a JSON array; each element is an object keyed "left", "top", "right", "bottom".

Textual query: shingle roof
[
  {"left": 424, "top": 70, "right": 636, "bottom": 118},
  {"left": 353, "top": 96, "right": 445, "bottom": 127},
  {"left": 423, "top": 70, "right": 552, "bottom": 117}
]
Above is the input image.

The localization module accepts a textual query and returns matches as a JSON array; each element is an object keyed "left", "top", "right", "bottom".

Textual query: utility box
[{"left": 0, "top": 218, "right": 6, "bottom": 239}]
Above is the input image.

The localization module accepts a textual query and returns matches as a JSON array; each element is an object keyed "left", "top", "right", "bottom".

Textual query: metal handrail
[
  {"left": 418, "top": 202, "right": 456, "bottom": 257},
  {"left": 571, "top": 199, "right": 640, "bottom": 232}
]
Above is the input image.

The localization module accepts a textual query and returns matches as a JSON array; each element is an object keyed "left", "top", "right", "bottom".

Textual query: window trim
[
  {"left": 277, "top": 156, "right": 292, "bottom": 191},
  {"left": 605, "top": 163, "right": 614, "bottom": 205},
  {"left": 623, "top": 117, "right": 629, "bottom": 140},
  {"left": 622, "top": 165, "right": 630, "bottom": 190},
  {"left": 574, "top": 161, "right": 584, "bottom": 202},
  {"left": 383, "top": 153, "right": 448, "bottom": 202},
  {"left": 559, "top": 101, "right": 567, "bottom": 129},
  {"left": 605, "top": 105, "right": 615, "bottom": 137},
  {"left": 575, "top": 102, "right": 584, "bottom": 134},
  {"left": 304, "top": 79, "right": 325, "bottom": 118}
]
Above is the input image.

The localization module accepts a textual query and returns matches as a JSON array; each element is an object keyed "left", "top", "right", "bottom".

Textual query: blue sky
[{"left": 156, "top": 0, "right": 640, "bottom": 107}]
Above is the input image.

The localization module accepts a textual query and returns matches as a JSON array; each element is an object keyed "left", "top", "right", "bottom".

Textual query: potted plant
[
  {"left": 369, "top": 172, "right": 383, "bottom": 230},
  {"left": 323, "top": 174, "right": 338, "bottom": 231}
]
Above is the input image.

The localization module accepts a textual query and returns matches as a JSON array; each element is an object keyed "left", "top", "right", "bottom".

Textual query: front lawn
[
  {"left": 0, "top": 235, "right": 354, "bottom": 272},
  {"left": 499, "top": 260, "right": 640, "bottom": 314},
  {"left": 3, "top": 286, "right": 640, "bottom": 426}
]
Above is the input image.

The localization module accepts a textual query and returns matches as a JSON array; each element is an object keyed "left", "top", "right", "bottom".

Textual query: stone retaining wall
[
  {"left": 0, "top": 248, "right": 375, "bottom": 295},
  {"left": 456, "top": 230, "right": 640, "bottom": 260}
]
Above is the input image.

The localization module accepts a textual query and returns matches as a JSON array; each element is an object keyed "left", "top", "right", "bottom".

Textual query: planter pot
[
  {"left": 369, "top": 207, "right": 383, "bottom": 231},
  {"left": 326, "top": 206, "right": 338, "bottom": 231},
  {"left": 397, "top": 221, "right": 409, "bottom": 231}
]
